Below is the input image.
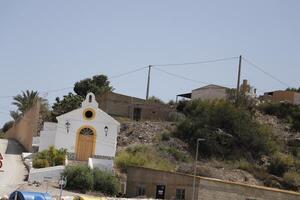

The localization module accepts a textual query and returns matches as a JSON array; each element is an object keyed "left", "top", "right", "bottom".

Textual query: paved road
[{"left": 0, "top": 139, "right": 28, "bottom": 196}]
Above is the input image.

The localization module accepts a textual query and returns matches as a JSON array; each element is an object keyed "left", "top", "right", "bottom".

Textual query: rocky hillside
[{"left": 116, "top": 120, "right": 261, "bottom": 186}]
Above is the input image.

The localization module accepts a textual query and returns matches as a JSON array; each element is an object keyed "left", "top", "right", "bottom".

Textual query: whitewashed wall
[
  {"left": 88, "top": 158, "right": 113, "bottom": 171},
  {"left": 54, "top": 93, "right": 120, "bottom": 158}
]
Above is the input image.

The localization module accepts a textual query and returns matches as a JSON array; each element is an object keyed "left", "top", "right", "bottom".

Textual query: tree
[
  {"left": 74, "top": 75, "right": 113, "bottom": 97},
  {"left": 52, "top": 93, "right": 84, "bottom": 117},
  {"left": 286, "top": 87, "right": 300, "bottom": 93},
  {"left": 10, "top": 110, "right": 21, "bottom": 121},
  {"left": 2, "top": 121, "right": 14, "bottom": 133},
  {"left": 12, "top": 90, "right": 40, "bottom": 114},
  {"left": 147, "top": 96, "right": 165, "bottom": 104}
]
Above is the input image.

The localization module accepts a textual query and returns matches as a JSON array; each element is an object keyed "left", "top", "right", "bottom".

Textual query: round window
[
  {"left": 85, "top": 110, "right": 93, "bottom": 119},
  {"left": 83, "top": 108, "right": 95, "bottom": 120}
]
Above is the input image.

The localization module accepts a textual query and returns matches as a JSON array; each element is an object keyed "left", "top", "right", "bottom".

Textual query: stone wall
[
  {"left": 98, "top": 92, "right": 174, "bottom": 121},
  {"left": 5, "top": 102, "right": 40, "bottom": 152},
  {"left": 126, "top": 166, "right": 300, "bottom": 200}
]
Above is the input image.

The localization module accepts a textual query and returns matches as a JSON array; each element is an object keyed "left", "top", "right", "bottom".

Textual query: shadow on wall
[
  {"left": 5, "top": 102, "right": 41, "bottom": 152},
  {"left": 5, "top": 139, "right": 26, "bottom": 155}
]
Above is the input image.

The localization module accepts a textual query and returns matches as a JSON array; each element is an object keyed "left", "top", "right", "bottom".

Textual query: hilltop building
[
  {"left": 262, "top": 90, "right": 300, "bottom": 105},
  {"left": 97, "top": 92, "right": 175, "bottom": 121}
]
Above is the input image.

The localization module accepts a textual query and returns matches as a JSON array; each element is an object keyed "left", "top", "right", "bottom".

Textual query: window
[
  {"left": 85, "top": 110, "right": 94, "bottom": 119},
  {"left": 176, "top": 188, "right": 185, "bottom": 200},
  {"left": 89, "top": 95, "right": 92, "bottom": 102},
  {"left": 79, "top": 127, "right": 94, "bottom": 135},
  {"left": 83, "top": 108, "right": 96, "bottom": 120},
  {"left": 137, "top": 186, "right": 145, "bottom": 196}
]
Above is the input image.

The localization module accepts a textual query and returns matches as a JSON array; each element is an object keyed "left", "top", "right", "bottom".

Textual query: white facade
[{"left": 38, "top": 93, "right": 120, "bottom": 170}]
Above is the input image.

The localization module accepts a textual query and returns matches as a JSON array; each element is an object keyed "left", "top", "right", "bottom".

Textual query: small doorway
[
  {"left": 76, "top": 127, "right": 95, "bottom": 161},
  {"left": 133, "top": 107, "right": 142, "bottom": 121},
  {"left": 155, "top": 185, "right": 165, "bottom": 199}
]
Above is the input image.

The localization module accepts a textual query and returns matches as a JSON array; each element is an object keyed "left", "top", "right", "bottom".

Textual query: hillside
[
  {"left": 116, "top": 121, "right": 261, "bottom": 186},
  {"left": 114, "top": 101, "right": 300, "bottom": 192}
]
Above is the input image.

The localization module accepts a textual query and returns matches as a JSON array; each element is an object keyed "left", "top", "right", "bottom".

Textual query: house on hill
[
  {"left": 262, "top": 90, "right": 300, "bottom": 105},
  {"left": 178, "top": 84, "right": 231, "bottom": 101},
  {"left": 37, "top": 92, "right": 120, "bottom": 170},
  {"left": 97, "top": 92, "right": 175, "bottom": 121},
  {"left": 177, "top": 80, "right": 256, "bottom": 101}
]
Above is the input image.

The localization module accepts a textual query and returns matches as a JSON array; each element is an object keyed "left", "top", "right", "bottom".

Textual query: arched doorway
[{"left": 75, "top": 126, "right": 96, "bottom": 161}]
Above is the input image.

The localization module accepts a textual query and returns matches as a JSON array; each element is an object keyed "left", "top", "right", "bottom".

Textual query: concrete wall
[
  {"left": 98, "top": 92, "right": 174, "bottom": 121},
  {"left": 126, "top": 167, "right": 300, "bottom": 200},
  {"left": 88, "top": 157, "right": 113, "bottom": 171},
  {"left": 28, "top": 165, "right": 65, "bottom": 183},
  {"left": 126, "top": 167, "right": 198, "bottom": 199},
  {"left": 5, "top": 102, "right": 40, "bottom": 152},
  {"left": 198, "top": 177, "right": 300, "bottom": 200},
  {"left": 191, "top": 86, "right": 227, "bottom": 101},
  {"left": 293, "top": 92, "right": 300, "bottom": 105}
]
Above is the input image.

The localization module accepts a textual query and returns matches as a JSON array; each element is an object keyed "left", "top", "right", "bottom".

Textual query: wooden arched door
[{"left": 76, "top": 127, "right": 96, "bottom": 161}]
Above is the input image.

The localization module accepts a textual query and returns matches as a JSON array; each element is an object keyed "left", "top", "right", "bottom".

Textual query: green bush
[
  {"left": 62, "top": 165, "right": 93, "bottom": 193},
  {"left": 62, "top": 165, "right": 119, "bottom": 195},
  {"left": 115, "top": 145, "right": 174, "bottom": 172},
  {"left": 93, "top": 168, "right": 118, "bottom": 195},
  {"left": 159, "top": 147, "right": 189, "bottom": 162},
  {"left": 283, "top": 171, "right": 300, "bottom": 187},
  {"left": 32, "top": 158, "right": 49, "bottom": 168},
  {"left": 161, "top": 132, "right": 171, "bottom": 141},
  {"left": 32, "top": 146, "right": 67, "bottom": 168},
  {"left": 235, "top": 159, "right": 253, "bottom": 172},
  {"left": 268, "top": 152, "right": 294, "bottom": 177},
  {"left": 174, "top": 100, "right": 279, "bottom": 159}
]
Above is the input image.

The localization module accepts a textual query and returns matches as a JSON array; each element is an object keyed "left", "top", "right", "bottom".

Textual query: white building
[{"left": 38, "top": 92, "right": 120, "bottom": 170}]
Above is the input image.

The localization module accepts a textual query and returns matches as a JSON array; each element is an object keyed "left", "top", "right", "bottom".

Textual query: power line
[
  {"left": 153, "top": 67, "right": 210, "bottom": 85},
  {"left": 152, "top": 56, "right": 239, "bottom": 67},
  {"left": 242, "top": 57, "right": 291, "bottom": 88},
  {"left": 108, "top": 66, "right": 148, "bottom": 79},
  {"left": 153, "top": 67, "right": 235, "bottom": 89}
]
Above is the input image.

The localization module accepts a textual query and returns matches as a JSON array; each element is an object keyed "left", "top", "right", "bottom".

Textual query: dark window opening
[
  {"left": 85, "top": 110, "right": 94, "bottom": 119},
  {"left": 136, "top": 186, "right": 146, "bottom": 196},
  {"left": 133, "top": 108, "right": 142, "bottom": 121},
  {"left": 156, "top": 185, "right": 165, "bottom": 199},
  {"left": 89, "top": 95, "right": 92, "bottom": 102},
  {"left": 176, "top": 188, "right": 185, "bottom": 200},
  {"left": 79, "top": 127, "right": 94, "bottom": 135}
]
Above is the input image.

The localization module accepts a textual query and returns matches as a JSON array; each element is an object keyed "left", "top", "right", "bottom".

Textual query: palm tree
[{"left": 12, "top": 90, "right": 41, "bottom": 114}]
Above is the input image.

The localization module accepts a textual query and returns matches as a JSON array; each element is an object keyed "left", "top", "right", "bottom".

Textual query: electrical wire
[
  {"left": 108, "top": 66, "right": 148, "bottom": 79},
  {"left": 153, "top": 67, "right": 211, "bottom": 85},
  {"left": 152, "top": 56, "right": 239, "bottom": 67},
  {"left": 153, "top": 67, "right": 235, "bottom": 88},
  {"left": 242, "top": 57, "right": 291, "bottom": 88}
]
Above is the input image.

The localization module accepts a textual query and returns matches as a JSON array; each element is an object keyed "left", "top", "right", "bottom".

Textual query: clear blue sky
[{"left": 0, "top": 0, "right": 300, "bottom": 126}]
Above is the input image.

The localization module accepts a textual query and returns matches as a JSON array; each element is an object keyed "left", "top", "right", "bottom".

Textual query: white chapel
[{"left": 37, "top": 92, "right": 120, "bottom": 170}]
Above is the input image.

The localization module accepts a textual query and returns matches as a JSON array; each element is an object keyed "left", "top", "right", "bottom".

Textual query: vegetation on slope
[
  {"left": 173, "top": 99, "right": 300, "bottom": 190},
  {"left": 174, "top": 100, "right": 279, "bottom": 160},
  {"left": 259, "top": 102, "right": 300, "bottom": 131},
  {"left": 115, "top": 144, "right": 175, "bottom": 172}
]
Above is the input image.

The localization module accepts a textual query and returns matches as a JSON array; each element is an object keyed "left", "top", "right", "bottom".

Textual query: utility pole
[
  {"left": 235, "top": 55, "right": 242, "bottom": 106},
  {"left": 146, "top": 65, "right": 152, "bottom": 100},
  {"left": 192, "top": 138, "right": 205, "bottom": 200}
]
